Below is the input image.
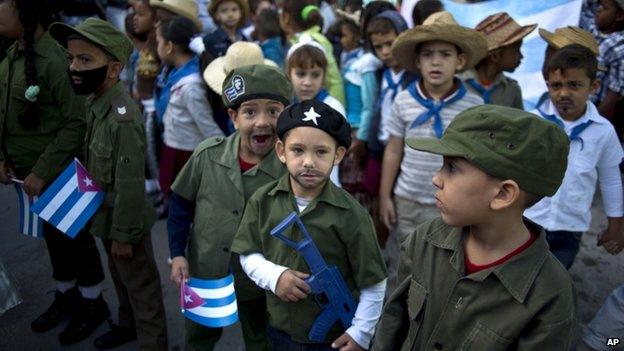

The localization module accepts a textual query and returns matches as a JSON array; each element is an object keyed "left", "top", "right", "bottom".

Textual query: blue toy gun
[{"left": 270, "top": 211, "right": 358, "bottom": 342}]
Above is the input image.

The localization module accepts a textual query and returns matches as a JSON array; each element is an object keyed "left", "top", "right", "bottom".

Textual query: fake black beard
[{"left": 68, "top": 65, "right": 108, "bottom": 95}]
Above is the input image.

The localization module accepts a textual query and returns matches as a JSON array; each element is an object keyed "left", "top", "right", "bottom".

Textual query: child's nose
[{"left": 432, "top": 172, "right": 442, "bottom": 189}]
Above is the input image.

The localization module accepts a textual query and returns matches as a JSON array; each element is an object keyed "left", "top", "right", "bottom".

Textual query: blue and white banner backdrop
[{"left": 400, "top": 0, "right": 583, "bottom": 110}]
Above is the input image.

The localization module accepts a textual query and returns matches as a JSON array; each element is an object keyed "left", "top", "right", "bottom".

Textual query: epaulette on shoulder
[
  {"left": 111, "top": 97, "right": 134, "bottom": 123},
  {"left": 195, "top": 136, "right": 226, "bottom": 153}
]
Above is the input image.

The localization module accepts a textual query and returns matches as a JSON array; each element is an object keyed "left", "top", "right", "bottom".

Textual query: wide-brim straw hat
[
  {"left": 538, "top": 26, "right": 599, "bottom": 56},
  {"left": 208, "top": 0, "right": 249, "bottom": 28},
  {"left": 203, "top": 42, "right": 277, "bottom": 94},
  {"left": 149, "top": 0, "right": 202, "bottom": 31},
  {"left": 392, "top": 11, "right": 488, "bottom": 73},
  {"left": 475, "top": 12, "right": 536, "bottom": 51}
]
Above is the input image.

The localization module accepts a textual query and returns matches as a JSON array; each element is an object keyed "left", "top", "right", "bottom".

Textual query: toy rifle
[{"left": 270, "top": 211, "right": 357, "bottom": 342}]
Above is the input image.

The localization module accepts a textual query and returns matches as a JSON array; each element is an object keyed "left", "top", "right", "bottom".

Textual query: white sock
[
  {"left": 56, "top": 280, "right": 76, "bottom": 293},
  {"left": 78, "top": 283, "right": 102, "bottom": 300}
]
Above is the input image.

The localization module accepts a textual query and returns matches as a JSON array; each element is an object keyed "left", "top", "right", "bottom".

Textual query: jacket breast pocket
[
  {"left": 89, "top": 143, "right": 113, "bottom": 185},
  {"left": 460, "top": 322, "right": 513, "bottom": 351},
  {"left": 404, "top": 279, "right": 427, "bottom": 350}
]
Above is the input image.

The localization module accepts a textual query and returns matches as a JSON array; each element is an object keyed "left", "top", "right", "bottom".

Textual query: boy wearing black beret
[{"left": 231, "top": 100, "right": 388, "bottom": 350}]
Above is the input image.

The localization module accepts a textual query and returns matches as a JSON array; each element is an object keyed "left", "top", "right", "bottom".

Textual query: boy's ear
[
  {"left": 275, "top": 139, "right": 286, "bottom": 163},
  {"left": 490, "top": 179, "right": 520, "bottom": 211},
  {"left": 591, "top": 78, "right": 601, "bottom": 94},
  {"left": 333, "top": 146, "right": 347, "bottom": 166},
  {"left": 455, "top": 52, "right": 467, "bottom": 72},
  {"left": 228, "top": 108, "right": 240, "bottom": 130},
  {"left": 107, "top": 61, "right": 123, "bottom": 80}
]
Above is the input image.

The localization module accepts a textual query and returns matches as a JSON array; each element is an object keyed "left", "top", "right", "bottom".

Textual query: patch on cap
[{"left": 224, "top": 75, "right": 245, "bottom": 103}]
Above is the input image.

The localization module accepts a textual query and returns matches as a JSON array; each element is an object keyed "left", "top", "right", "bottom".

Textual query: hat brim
[
  {"left": 49, "top": 22, "right": 117, "bottom": 59},
  {"left": 149, "top": 0, "right": 203, "bottom": 31},
  {"left": 203, "top": 58, "right": 278, "bottom": 94},
  {"left": 405, "top": 137, "right": 465, "bottom": 157},
  {"left": 392, "top": 24, "right": 489, "bottom": 73},
  {"left": 489, "top": 23, "right": 537, "bottom": 51}
]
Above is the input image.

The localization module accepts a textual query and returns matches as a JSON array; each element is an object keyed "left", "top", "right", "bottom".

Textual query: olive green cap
[
  {"left": 406, "top": 105, "right": 569, "bottom": 197},
  {"left": 221, "top": 64, "right": 293, "bottom": 108},
  {"left": 50, "top": 18, "right": 134, "bottom": 64}
]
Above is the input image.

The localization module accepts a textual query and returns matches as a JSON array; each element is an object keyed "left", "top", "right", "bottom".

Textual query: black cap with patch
[{"left": 277, "top": 100, "right": 352, "bottom": 149}]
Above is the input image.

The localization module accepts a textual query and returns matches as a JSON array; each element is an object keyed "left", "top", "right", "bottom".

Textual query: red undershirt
[
  {"left": 239, "top": 157, "right": 257, "bottom": 173},
  {"left": 464, "top": 228, "right": 538, "bottom": 275}
]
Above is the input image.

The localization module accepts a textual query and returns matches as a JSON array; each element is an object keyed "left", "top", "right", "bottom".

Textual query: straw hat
[
  {"left": 203, "top": 42, "right": 277, "bottom": 94},
  {"left": 475, "top": 12, "right": 536, "bottom": 51},
  {"left": 150, "top": 0, "right": 202, "bottom": 31},
  {"left": 391, "top": 11, "right": 488, "bottom": 73},
  {"left": 208, "top": 0, "right": 249, "bottom": 28},
  {"left": 538, "top": 26, "right": 599, "bottom": 56},
  {"left": 335, "top": 8, "right": 361, "bottom": 26}
]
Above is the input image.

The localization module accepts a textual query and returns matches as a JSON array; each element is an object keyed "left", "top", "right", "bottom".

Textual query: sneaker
[
  {"left": 31, "top": 287, "right": 79, "bottom": 333},
  {"left": 93, "top": 321, "right": 137, "bottom": 349},
  {"left": 58, "top": 295, "right": 110, "bottom": 345}
]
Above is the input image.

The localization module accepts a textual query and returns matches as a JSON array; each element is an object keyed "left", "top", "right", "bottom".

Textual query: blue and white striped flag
[
  {"left": 180, "top": 274, "right": 239, "bottom": 328},
  {"left": 31, "top": 159, "right": 104, "bottom": 239},
  {"left": 13, "top": 183, "right": 43, "bottom": 238}
]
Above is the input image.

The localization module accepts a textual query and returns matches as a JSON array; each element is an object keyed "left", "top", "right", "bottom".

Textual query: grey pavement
[{"left": 0, "top": 185, "right": 244, "bottom": 351}]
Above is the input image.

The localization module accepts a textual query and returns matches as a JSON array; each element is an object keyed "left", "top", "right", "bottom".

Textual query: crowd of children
[{"left": 1, "top": 0, "right": 624, "bottom": 350}]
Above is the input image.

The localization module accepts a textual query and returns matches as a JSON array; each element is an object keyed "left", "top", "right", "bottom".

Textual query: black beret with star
[{"left": 277, "top": 100, "right": 352, "bottom": 149}]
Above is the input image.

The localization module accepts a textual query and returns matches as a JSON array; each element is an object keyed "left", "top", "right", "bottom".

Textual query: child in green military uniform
[
  {"left": 167, "top": 64, "right": 292, "bottom": 351},
  {"left": 49, "top": 18, "right": 167, "bottom": 350},
  {"left": 0, "top": 0, "right": 108, "bottom": 346},
  {"left": 231, "top": 100, "right": 388, "bottom": 351},
  {"left": 372, "top": 105, "right": 577, "bottom": 351}
]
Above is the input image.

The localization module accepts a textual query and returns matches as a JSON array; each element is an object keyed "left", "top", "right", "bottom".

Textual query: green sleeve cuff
[{"left": 109, "top": 227, "right": 143, "bottom": 244}]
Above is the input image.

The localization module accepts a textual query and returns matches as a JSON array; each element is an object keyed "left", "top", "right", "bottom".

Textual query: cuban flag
[
  {"left": 31, "top": 159, "right": 104, "bottom": 239},
  {"left": 13, "top": 183, "right": 43, "bottom": 237},
  {"left": 180, "top": 274, "right": 239, "bottom": 328}
]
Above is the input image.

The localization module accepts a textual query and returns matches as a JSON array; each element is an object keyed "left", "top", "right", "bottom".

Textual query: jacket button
[
  {"left": 434, "top": 342, "right": 443, "bottom": 350},
  {"left": 232, "top": 210, "right": 239, "bottom": 216},
  {"left": 222, "top": 247, "right": 229, "bottom": 253}
]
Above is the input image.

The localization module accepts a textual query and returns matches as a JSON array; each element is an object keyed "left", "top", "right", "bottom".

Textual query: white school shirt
[
  {"left": 378, "top": 69, "right": 406, "bottom": 144},
  {"left": 525, "top": 100, "right": 624, "bottom": 231}
]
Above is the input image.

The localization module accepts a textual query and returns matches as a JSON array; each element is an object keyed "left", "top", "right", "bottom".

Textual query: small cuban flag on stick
[
  {"left": 12, "top": 180, "right": 43, "bottom": 238},
  {"left": 31, "top": 159, "right": 104, "bottom": 239},
  {"left": 180, "top": 274, "right": 239, "bottom": 328}
]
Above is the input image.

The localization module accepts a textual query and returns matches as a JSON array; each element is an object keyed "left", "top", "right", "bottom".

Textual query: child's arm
[
  {"left": 184, "top": 84, "right": 224, "bottom": 139},
  {"left": 168, "top": 191, "right": 195, "bottom": 287},
  {"left": 356, "top": 71, "right": 380, "bottom": 143},
  {"left": 332, "top": 279, "right": 387, "bottom": 351},
  {"left": 379, "top": 136, "right": 404, "bottom": 230},
  {"left": 239, "top": 253, "right": 311, "bottom": 301},
  {"left": 598, "top": 89, "right": 622, "bottom": 120}
]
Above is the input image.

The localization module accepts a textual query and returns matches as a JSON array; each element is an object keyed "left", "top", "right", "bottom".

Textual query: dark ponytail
[
  {"left": 14, "top": 0, "right": 53, "bottom": 128},
  {"left": 282, "top": 0, "right": 323, "bottom": 31}
]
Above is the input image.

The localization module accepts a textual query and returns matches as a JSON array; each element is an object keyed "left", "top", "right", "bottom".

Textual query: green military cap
[
  {"left": 406, "top": 105, "right": 569, "bottom": 197},
  {"left": 222, "top": 64, "right": 293, "bottom": 108},
  {"left": 50, "top": 18, "right": 134, "bottom": 64}
]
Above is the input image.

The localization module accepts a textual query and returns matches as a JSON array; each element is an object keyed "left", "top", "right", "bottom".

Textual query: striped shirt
[{"left": 385, "top": 80, "right": 483, "bottom": 204}]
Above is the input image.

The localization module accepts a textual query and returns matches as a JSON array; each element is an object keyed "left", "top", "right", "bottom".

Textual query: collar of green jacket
[
  {"left": 88, "top": 81, "right": 126, "bottom": 119},
  {"left": 7, "top": 31, "right": 58, "bottom": 60},
  {"left": 268, "top": 173, "right": 351, "bottom": 210},
  {"left": 424, "top": 219, "right": 549, "bottom": 303},
  {"left": 216, "top": 132, "right": 283, "bottom": 179}
]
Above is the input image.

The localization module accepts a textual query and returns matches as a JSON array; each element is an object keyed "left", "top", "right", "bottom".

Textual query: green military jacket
[
  {"left": 231, "top": 174, "right": 388, "bottom": 343},
  {"left": 171, "top": 132, "right": 285, "bottom": 301},
  {"left": 84, "top": 81, "right": 155, "bottom": 244},
  {"left": 460, "top": 69, "right": 524, "bottom": 110},
  {"left": 372, "top": 217, "right": 577, "bottom": 351},
  {"left": 0, "top": 32, "right": 86, "bottom": 181}
]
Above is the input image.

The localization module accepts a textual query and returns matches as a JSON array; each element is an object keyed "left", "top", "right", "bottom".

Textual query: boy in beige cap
[
  {"left": 372, "top": 105, "right": 576, "bottom": 351},
  {"left": 378, "top": 11, "right": 487, "bottom": 282},
  {"left": 460, "top": 12, "right": 536, "bottom": 109}
]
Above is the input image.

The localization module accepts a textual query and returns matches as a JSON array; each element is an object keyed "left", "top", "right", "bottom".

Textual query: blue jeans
[
  {"left": 581, "top": 284, "right": 624, "bottom": 349},
  {"left": 267, "top": 326, "right": 336, "bottom": 351},
  {"left": 545, "top": 230, "right": 583, "bottom": 269}
]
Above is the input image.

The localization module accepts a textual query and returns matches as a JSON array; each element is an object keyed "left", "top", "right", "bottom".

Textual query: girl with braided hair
[{"left": 0, "top": 0, "right": 109, "bottom": 346}]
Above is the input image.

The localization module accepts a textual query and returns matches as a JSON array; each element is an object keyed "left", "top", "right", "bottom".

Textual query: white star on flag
[
  {"left": 302, "top": 107, "right": 321, "bottom": 126},
  {"left": 184, "top": 294, "right": 193, "bottom": 303},
  {"left": 83, "top": 176, "right": 93, "bottom": 187}
]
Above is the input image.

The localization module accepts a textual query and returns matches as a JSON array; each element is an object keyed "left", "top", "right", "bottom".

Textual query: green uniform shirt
[
  {"left": 0, "top": 32, "right": 86, "bottom": 181},
  {"left": 171, "top": 132, "right": 286, "bottom": 301},
  {"left": 460, "top": 70, "right": 524, "bottom": 110},
  {"left": 85, "top": 81, "right": 155, "bottom": 244},
  {"left": 231, "top": 174, "right": 388, "bottom": 343},
  {"left": 372, "top": 217, "right": 577, "bottom": 351}
]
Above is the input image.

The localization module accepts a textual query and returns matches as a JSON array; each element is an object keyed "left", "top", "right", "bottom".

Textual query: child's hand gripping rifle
[{"left": 270, "top": 211, "right": 358, "bottom": 342}]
